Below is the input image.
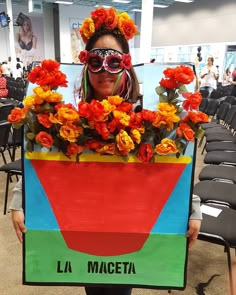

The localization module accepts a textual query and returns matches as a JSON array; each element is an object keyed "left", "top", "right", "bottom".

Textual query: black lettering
[
  {"left": 107, "top": 262, "right": 115, "bottom": 274},
  {"left": 88, "top": 261, "right": 98, "bottom": 273}
]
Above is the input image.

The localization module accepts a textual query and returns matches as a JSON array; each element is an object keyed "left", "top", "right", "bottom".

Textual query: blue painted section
[
  {"left": 24, "top": 158, "right": 59, "bottom": 230},
  {"left": 151, "top": 161, "right": 192, "bottom": 234}
]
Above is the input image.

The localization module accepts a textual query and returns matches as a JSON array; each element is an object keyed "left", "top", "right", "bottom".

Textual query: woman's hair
[
  {"left": 208, "top": 57, "right": 214, "bottom": 64},
  {"left": 80, "top": 30, "right": 141, "bottom": 104},
  {"left": 22, "top": 16, "right": 32, "bottom": 32}
]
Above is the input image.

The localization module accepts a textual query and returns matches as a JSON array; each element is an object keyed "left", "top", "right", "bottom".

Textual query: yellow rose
[
  {"left": 155, "top": 138, "right": 178, "bottom": 155},
  {"left": 116, "top": 130, "right": 134, "bottom": 154}
]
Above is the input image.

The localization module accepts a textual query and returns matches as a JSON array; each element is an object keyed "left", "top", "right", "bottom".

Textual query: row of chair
[
  {"left": 0, "top": 102, "right": 23, "bottom": 215},
  {"left": 194, "top": 101, "right": 236, "bottom": 294}
]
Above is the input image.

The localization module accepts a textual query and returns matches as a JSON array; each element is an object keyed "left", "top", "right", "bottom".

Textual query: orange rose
[
  {"left": 59, "top": 123, "right": 83, "bottom": 142},
  {"left": 57, "top": 107, "right": 79, "bottom": 122},
  {"left": 182, "top": 92, "right": 202, "bottom": 111},
  {"left": 91, "top": 7, "right": 107, "bottom": 30},
  {"left": 35, "top": 131, "right": 54, "bottom": 149},
  {"left": 107, "top": 95, "right": 123, "bottom": 106},
  {"left": 155, "top": 138, "right": 178, "bottom": 155},
  {"left": 159, "top": 78, "right": 178, "bottom": 89},
  {"left": 79, "top": 18, "right": 95, "bottom": 43},
  {"left": 116, "top": 130, "right": 135, "bottom": 154},
  {"left": 96, "top": 143, "right": 116, "bottom": 155},
  {"left": 174, "top": 65, "right": 195, "bottom": 85},
  {"left": 176, "top": 123, "right": 195, "bottom": 141},
  {"left": 105, "top": 7, "right": 117, "bottom": 30},
  {"left": 8, "top": 108, "right": 26, "bottom": 124}
]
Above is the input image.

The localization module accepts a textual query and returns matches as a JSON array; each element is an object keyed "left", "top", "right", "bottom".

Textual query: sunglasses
[{"left": 79, "top": 48, "right": 132, "bottom": 74}]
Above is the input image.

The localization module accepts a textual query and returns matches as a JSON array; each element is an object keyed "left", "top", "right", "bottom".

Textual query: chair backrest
[
  {"left": 209, "top": 90, "right": 223, "bottom": 99},
  {"left": 199, "top": 97, "right": 208, "bottom": 112},
  {"left": 224, "top": 96, "right": 236, "bottom": 105},
  {"left": 224, "top": 105, "right": 236, "bottom": 127},
  {"left": 0, "top": 104, "right": 14, "bottom": 122},
  {"left": 200, "top": 89, "right": 209, "bottom": 98},
  {"left": 216, "top": 102, "right": 231, "bottom": 121},
  {"left": 204, "top": 99, "right": 220, "bottom": 116},
  {"left": 0, "top": 121, "right": 11, "bottom": 151}
]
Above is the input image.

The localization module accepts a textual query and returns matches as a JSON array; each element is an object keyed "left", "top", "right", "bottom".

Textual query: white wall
[{"left": 152, "top": 0, "right": 236, "bottom": 46}]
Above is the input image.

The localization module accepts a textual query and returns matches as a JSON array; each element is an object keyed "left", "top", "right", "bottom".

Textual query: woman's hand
[
  {"left": 11, "top": 210, "right": 27, "bottom": 243},
  {"left": 186, "top": 219, "right": 201, "bottom": 248}
]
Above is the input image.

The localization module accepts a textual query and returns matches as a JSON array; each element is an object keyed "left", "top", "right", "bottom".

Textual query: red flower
[
  {"left": 85, "top": 140, "right": 102, "bottom": 150},
  {"left": 105, "top": 8, "right": 118, "bottom": 30},
  {"left": 78, "top": 50, "right": 90, "bottom": 64},
  {"left": 66, "top": 143, "right": 83, "bottom": 157},
  {"left": 95, "top": 122, "right": 110, "bottom": 140},
  {"left": 182, "top": 92, "right": 202, "bottom": 111},
  {"left": 174, "top": 65, "right": 195, "bottom": 85},
  {"left": 37, "top": 113, "right": 52, "bottom": 128},
  {"left": 35, "top": 131, "right": 54, "bottom": 149},
  {"left": 91, "top": 7, "right": 107, "bottom": 30},
  {"left": 121, "top": 53, "right": 132, "bottom": 69},
  {"left": 160, "top": 78, "right": 178, "bottom": 89},
  {"left": 138, "top": 143, "right": 154, "bottom": 163}
]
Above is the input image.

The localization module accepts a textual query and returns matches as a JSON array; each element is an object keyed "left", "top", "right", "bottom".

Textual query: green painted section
[{"left": 25, "top": 230, "right": 186, "bottom": 287}]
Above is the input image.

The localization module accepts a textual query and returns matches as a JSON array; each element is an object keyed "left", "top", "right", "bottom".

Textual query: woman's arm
[
  {"left": 32, "top": 34, "right": 37, "bottom": 49},
  {"left": 186, "top": 194, "right": 202, "bottom": 248},
  {"left": 10, "top": 177, "right": 26, "bottom": 243}
]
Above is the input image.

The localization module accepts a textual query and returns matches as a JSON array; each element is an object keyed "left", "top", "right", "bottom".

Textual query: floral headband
[
  {"left": 79, "top": 48, "right": 132, "bottom": 74},
  {"left": 78, "top": 7, "right": 138, "bottom": 44}
]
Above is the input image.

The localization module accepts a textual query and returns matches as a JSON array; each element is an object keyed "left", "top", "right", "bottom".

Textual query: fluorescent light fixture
[
  {"left": 55, "top": 0, "right": 73, "bottom": 4},
  {"left": 174, "top": 0, "right": 194, "bottom": 3},
  {"left": 95, "top": 5, "right": 111, "bottom": 8},
  {"left": 154, "top": 4, "right": 169, "bottom": 8},
  {"left": 112, "top": 0, "right": 131, "bottom": 3},
  {"left": 132, "top": 9, "right": 142, "bottom": 12}
]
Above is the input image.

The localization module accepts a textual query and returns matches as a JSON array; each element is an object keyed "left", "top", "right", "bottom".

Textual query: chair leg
[
  {"left": 3, "top": 173, "right": 10, "bottom": 215},
  {"left": 225, "top": 243, "right": 234, "bottom": 295}
]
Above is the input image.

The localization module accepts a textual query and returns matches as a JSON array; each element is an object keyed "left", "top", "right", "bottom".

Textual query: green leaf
[
  {"left": 159, "top": 94, "right": 168, "bottom": 102},
  {"left": 155, "top": 86, "right": 165, "bottom": 95},
  {"left": 178, "top": 84, "right": 187, "bottom": 93},
  {"left": 26, "top": 132, "right": 35, "bottom": 141}
]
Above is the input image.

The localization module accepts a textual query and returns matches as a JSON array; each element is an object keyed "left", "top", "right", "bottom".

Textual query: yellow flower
[
  {"left": 33, "top": 86, "right": 52, "bottom": 99},
  {"left": 100, "top": 99, "right": 115, "bottom": 116},
  {"left": 45, "top": 92, "right": 63, "bottom": 103},
  {"left": 59, "top": 123, "right": 83, "bottom": 142},
  {"left": 57, "top": 107, "right": 79, "bottom": 122},
  {"left": 113, "top": 110, "right": 130, "bottom": 126},
  {"left": 116, "top": 130, "right": 135, "bottom": 154},
  {"left": 23, "top": 95, "right": 39, "bottom": 108},
  {"left": 155, "top": 138, "right": 178, "bottom": 155},
  {"left": 107, "top": 95, "right": 123, "bottom": 106},
  {"left": 130, "top": 128, "right": 141, "bottom": 144},
  {"left": 80, "top": 18, "right": 95, "bottom": 40},
  {"left": 153, "top": 103, "right": 180, "bottom": 131},
  {"left": 96, "top": 144, "right": 116, "bottom": 155}
]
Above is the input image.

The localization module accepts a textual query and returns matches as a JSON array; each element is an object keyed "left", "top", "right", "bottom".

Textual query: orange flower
[
  {"left": 96, "top": 143, "right": 116, "bottom": 155},
  {"left": 160, "top": 78, "right": 178, "bottom": 89},
  {"left": 113, "top": 110, "right": 130, "bottom": 127},
  {"left": 176, "top": 123, "right": 195, "bottom": 141},
  {"left": 138, "top": 143, "right": 154, "bottom": 163},
  {"left": 8, "top": 107, "right": 26, "bottom": 124},
  {"left": 155, "top": 138, "right": 178, "bottom": 155},
  {"left": 130, "top": 128, "right": 141, "bottom": 144},
  {"left": 105, "top": 8, "right": 118, "bottom": 30},
  {"left": 116, "top": 130, "right": 135, "bottom": 155},
  {"left": 35, "top": 131, "right": 54, "bottom": 149},
  {"left": 118, "top": 17, "right": 137, "bottom": 40},
  {"left": 187, "top": 111, "right": 209, "bottom": 124},
  {"left": 91, "top": 7, "right": 107, "bottom": 30},
  {"left": 95, "top": 122, "right": 110, "bottom": 140},
  {"left": 79, "top": 18, "right": 95, "bottom": 43},
  {"left": 153, "top": 103, "right": 180, "bottom": 130}
]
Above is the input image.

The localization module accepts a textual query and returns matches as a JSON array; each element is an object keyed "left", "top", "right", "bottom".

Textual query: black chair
[
  {"left": 200, "top": 89, "right": 209, "bottom": 98},
  {"left": 198, "top": 203, "right": 236, "bottom": 295},
  {"left": 199, "top": 97, "right": 208, "bottom": 112},
  {"left": 0, "top": 159, "right": 22, "bottom": 214},
  {"left": 204, "top": 150, "right": 236, "bottom": 165},
  {"left": 0, "top": 121, "right": 12, "bottom": 164},
  {"left": 206, "top": 141, "right": 236, "bottom": 153},
  {"left": 0, "top": 103, "right": 14, "bottom": 122},
  {"left": 203, "top": 99, "right": 220, "bottom": 118},
  {"left": 209, "top": 89, "right": 223, "bottom": 99},
  {"left": 7, "top": 127, "right": 23, "bottom": 161},
  {"left": 194, "top": 180, "right": 236, "bottom": 208},
  {"left": 199, "top": 164, "right": 236, "bottom": 184}
]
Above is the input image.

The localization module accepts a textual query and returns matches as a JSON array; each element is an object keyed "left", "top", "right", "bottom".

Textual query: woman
[
  {"left": 0, "top": 68, "right": 8, "bottom": 97},
  {"left": 16, "top": 15, "right": 37, "bottom": 51},
  {"left": 11, "top": 7, "right": 201, "bottom": 295},
  {"left": 230, "top": 69, "right": 236, "bottom": 97},
  {"left": 200, "top": 56, "right": 218, "bottom": 96}
]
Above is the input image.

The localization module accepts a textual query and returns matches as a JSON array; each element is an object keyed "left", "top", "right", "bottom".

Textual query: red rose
[
  {"left": 35, "top": 131, "right": 54, "bottom": 149},
  {"left": 138, "top": 143, "right": 154, "bottom": 163},
  {"left": 121, "top": 53, "right": 132, "bottom": 69},
  {"left": 78, "top": 50, "right": 90, "bottom": 64},
  {"left": 160, "top": 78, "right": 178, "bottom": 89}
]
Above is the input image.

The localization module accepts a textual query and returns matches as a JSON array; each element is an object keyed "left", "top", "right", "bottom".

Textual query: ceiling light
[
  {"left": 95, "top": 5, "right": 111, "bottom": 8},
  {"left": 55, "top": 0, "right": 73, "bottom": 4},
  {"left": 174, "top": 0, "right": 194, "bottom": 3},
  {"left": 154, "top": 4, "right": 169, "bottom": 8},
  {"left": 132, "top": 9, "right": 142, "bottom": 12},
  {"left": 112, "top": 0, "right": 131, "bottom": 3}
]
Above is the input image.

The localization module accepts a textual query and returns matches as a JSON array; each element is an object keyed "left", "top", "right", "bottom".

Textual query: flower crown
[{"left": 79, "top": 7, "right": 138, "bottom": 44}]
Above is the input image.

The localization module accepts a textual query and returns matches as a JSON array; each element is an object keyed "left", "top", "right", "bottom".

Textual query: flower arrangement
[
  {"left": 78, "top": 7, "right": 138, "bottom": 43},
  {"left": 8, "top": 59, "right": 209, "bottom": 163}
]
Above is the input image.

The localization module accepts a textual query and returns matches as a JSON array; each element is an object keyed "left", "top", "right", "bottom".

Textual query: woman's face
[
  {"left": 207, "top": 58, "right": 213, "bottom": 66},
  {"left": 88, "top": 35, "right": 124, "bottom": 100},
  {"left": 22, "top": 21, "right": 30, "bottom": 32}
]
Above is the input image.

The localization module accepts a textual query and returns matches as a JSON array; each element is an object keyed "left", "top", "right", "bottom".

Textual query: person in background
[
  {"left": 0, "top": 68, "right": 8, "bottom": 98},
  {"left": 230, "top": 70, "right": 236, "bottom": 97},
  {"left": 200, "top": 56, "right": 218, "bottom": 96},
  {"left": 1, "top": 61, "right": 11, "bottom": 77},
  {"left": 10, "top": 6, "right": 202, "bottom": 295},
  {"left": 222, "top": 67, "right": 232, "bottom": 86},
  {"left": 15, "top": 63, "right": 23, "bottom": 78},
  {"left": 16, "top": 15, "right": 37, "bottom": 51}
]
